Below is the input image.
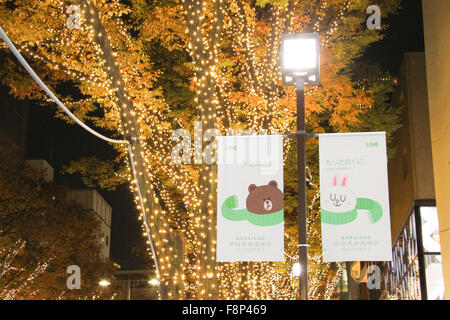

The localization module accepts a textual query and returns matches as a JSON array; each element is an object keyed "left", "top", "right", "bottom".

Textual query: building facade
[
  {"left": 68, "top": 189, "right": 112, "bottom": 260},
  {"left": 333, "top": 52, "right": 445, "bottom": 300},
  {"left": 422, "top": 0, "right": 450, "bottom": 299},
  {"left": 19, "top": 159, "right": 113, "bottom": 261},
  {"left": 377, "top": 52, "right": 445, "bottom": 300}
]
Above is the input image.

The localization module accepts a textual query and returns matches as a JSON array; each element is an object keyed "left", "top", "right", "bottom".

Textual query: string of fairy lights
[
  {"left": 0, "top": 240, "right": 52, "bottom": 300},
  {"left": 0, "top": 0, "right": 365, "bottom": 299},
  {"left": 191, "top": 0, "right": 351, "bottom": 299}
]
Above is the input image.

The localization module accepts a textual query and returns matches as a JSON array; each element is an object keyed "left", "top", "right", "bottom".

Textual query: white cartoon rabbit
[{"left": 321, "top": 176, "right": 357, "bottom": 213}]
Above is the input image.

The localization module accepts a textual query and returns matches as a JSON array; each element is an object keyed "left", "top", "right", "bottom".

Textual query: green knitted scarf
[
  {"left": 321, "top": 197, "right": 383, "bottom": 225},
  {"left": 221, "top": 195, "right": 284, "bottom": 226}
]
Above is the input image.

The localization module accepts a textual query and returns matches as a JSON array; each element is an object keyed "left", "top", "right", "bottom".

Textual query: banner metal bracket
[{"left": 283, "top": 131, "right": 318, "bottom": 139}]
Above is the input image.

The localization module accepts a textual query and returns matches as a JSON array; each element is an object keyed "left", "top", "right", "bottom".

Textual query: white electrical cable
[
  {"left": 0, "top": 27, "right": 126, "bottom": 145},
  {"left": 0, "top": 26, "right": 160, "bottom": 281}
]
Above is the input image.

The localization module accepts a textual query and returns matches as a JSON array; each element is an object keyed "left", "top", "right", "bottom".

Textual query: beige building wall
[
  {"left": 422, "top": 0, "right": 450, "bottom": 299},
  {"left": 68, "top": 189, "right": 112, "bottom": 260},
  {"left": 388, "top": 52, "right": 435, "bottom": 241}
]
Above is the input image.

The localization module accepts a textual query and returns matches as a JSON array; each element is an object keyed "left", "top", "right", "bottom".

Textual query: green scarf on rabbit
[{"left": 321, "top": 197, "right": 383, "bottom": 225}]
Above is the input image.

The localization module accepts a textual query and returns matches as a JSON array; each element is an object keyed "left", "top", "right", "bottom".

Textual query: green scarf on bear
[{"left": 221, "top": 195, "right": 284, "bottom": 226}]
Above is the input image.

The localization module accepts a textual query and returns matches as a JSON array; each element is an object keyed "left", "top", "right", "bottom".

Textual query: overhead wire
[{"left": 0, "top": 25, "right": 161, "bottom": 284}]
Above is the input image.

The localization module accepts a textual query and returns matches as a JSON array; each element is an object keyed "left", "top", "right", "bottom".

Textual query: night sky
[
  {"left": 358, "top": 0, "right": 425, "bottom": 73},
  {"left": 20, "top": 0, "right": 425, "bottom": 270}
]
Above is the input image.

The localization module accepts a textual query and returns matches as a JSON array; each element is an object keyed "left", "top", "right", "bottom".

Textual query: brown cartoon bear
[{"left": 246, "top": 180, "right": 284, "bottom": 215}]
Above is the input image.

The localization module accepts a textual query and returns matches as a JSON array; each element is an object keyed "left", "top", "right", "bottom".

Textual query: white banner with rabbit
[
  {"left": 319, "top": 132, "right": 392, "bottom": 262},
  {"left": 216, "top": 135, "right": 284, "bottom": 262}
]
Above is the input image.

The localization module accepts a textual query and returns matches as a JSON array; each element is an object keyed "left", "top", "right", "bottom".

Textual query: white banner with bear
[
  {"left": 319, "top": 132, "right": 392, "bottom": 262},
  {"left": 216, "top": 135, "right": 284, "bottom": 262}
]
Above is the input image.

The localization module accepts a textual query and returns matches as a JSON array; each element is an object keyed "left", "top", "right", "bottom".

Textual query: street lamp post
[{"left": 281, "top": 33, "right": 320, "bottom": 300}]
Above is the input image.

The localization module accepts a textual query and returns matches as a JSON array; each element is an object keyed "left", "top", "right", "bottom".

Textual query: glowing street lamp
[
  {"left": 292, "top": 262, "right": 301, "bottom": 278},
  {"left": 99, "top": 280, "right": 111, "bottom": 287},
  {"left": 280, "top": 33, "right": 320, "bottom": 301},
  {"left": 148, "top": 278, "right": 159, "bottom": 286},
  {"left": 281, "top": 33, "right": 320, "bottom": 86}
]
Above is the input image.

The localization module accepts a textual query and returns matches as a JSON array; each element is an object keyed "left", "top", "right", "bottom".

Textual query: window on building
[
  {"left": 420, "top": 206, "right": 445, "bottom": 300},
  {"left": 376, "top": 203, "right": 444, "bottom": 300}
]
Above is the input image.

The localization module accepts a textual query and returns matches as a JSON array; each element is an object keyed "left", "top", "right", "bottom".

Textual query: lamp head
[{"left": 281, "top": 33, "right": 320, "bottom": 86}]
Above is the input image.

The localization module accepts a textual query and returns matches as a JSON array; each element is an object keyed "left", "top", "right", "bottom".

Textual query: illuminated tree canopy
[{"left": 0, "top": 0, "right": 401, "bottom": 299}]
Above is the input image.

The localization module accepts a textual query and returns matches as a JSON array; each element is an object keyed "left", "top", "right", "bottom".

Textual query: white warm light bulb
[
  {"left": 292, "top": 262, "right": 301, "bottom": 278},
  {"left": 99, "top": 280, "right": 110, "bottom": 287},
  {"left": 283, "top": 38, "right": 317, "bottom": 70}
]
